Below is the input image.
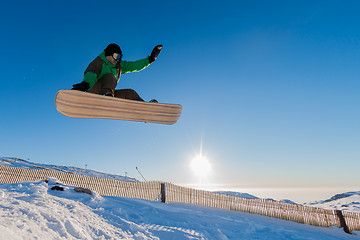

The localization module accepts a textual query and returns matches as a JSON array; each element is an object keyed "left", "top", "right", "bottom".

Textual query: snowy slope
[
  {"left": 305, "top": 192, "right": 360, "bottom": 213},
  {"left": 0, "top": 157, "right": 138, "bottom": 182},
  {"left": 1, "top": 180, "right": 359, "bottom": 240},
  {"left": 1, "top": 157, "right": 360, "bottom": 239},
  {"left": 2, "top": 157, "right": 360, "bottom": 212},
  {"left": 2, "top": 157, "right": 360, "bottom": 213}
]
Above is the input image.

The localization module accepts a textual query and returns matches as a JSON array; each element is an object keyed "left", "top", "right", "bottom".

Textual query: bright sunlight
[{"left": 190, "top": 154, "right": 212, "bottom": 180}]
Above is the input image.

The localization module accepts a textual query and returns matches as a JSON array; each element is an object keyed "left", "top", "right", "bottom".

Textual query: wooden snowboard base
[{"left": 55, "top": 90, "right": 182, "bottom": 125}]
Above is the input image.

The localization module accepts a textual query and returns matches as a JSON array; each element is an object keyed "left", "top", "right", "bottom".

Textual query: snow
[
  {"left": 0, "top": 157, "right": 137, "bottom": 182},
  {"left": 1, "top": 180, "right": 359, "bottom": 240},
  {"left": 1, "top": 157, "right": 360, "bottom": 239},
  {"left": 305, "top": 192, "right": 360, "bottom": 213}
]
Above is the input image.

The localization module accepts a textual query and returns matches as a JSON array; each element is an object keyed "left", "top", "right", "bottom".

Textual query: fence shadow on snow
[{"left": 0, "top": 165, "right": 358, "bottom": 234}]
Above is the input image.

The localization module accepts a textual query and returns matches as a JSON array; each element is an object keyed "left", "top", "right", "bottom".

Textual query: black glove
[
  {"left": 72, "top": 81, "right": 90, "bottom": 91},
  {"left": 149, "top": 45, "right": 163, "bottom": 63}
]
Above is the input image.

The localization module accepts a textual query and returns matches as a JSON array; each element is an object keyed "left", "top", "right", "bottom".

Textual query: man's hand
[
  {"left": 149, "top": 45, "right": 163, "bottom": 63},
  {"left": 72, "top": 81, "right": 89, "bottom": 91}
]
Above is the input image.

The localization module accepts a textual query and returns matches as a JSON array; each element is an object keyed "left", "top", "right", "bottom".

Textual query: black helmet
[{"left": 104, "top": 43, "right": 122, "bottom": 56}]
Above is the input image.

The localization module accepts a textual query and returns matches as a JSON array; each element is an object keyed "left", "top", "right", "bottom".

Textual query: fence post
[
  {"left": 336, "top": 210, "right": 351, "bottom": 234},
  {"left": 160, "top": 183, "right": 166, "bottom": 203}
]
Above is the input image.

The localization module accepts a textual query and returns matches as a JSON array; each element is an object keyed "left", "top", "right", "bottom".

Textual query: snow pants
[{"left": 88, "top": 73, "right": 144, "bottom": 101}]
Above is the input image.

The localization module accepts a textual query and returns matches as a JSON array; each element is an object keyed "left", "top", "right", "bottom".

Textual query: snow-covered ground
[
  {"left": 1, "top": 180, "right": 359, "bottom": 240},
  {"left": 1, "top": 157, "right": 359, "bottom": 239}
]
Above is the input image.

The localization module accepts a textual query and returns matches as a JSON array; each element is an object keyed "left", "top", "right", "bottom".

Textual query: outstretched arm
[{"left": 121, "top": 45, "right": 163, "bottom": 74}]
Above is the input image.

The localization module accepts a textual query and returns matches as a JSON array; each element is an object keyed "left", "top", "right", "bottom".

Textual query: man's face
[{"left": 106, "top": 53, "right": 121, "bottom": 65}]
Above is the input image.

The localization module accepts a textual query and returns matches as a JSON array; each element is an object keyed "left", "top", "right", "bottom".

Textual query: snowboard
[{"left": 55, "top": 90, "right": 182, "bottom": 125}]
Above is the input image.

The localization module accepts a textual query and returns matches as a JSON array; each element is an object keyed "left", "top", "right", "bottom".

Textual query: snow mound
[{"left": 0, "top": 180, "right": 135, "bottom": 239}]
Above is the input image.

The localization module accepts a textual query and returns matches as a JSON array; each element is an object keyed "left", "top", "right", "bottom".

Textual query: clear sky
[{"left": 1, "top": 0, "right": 359, "bottom": 202}]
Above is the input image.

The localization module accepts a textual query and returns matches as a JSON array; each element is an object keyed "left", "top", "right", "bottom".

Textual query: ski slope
[
  {"left": 1, "top": 180, "right": 359, "bottom": 240},
  {"left": 0, "top": 157, "right": 359, "bottom": 239}
]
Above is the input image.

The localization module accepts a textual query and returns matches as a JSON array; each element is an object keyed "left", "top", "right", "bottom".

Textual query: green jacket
[{"left": 83, "top": 51, "right": 151, "bottom": 90}]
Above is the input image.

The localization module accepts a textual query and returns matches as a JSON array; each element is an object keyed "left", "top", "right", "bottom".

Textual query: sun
[{"left": 190, "top": 154, "right": 212, "bottom": 179}]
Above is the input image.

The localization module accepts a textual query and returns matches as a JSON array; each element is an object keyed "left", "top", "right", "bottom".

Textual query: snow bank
[{"left": 0, "top": 180, "right": 359, "bottom": 240}]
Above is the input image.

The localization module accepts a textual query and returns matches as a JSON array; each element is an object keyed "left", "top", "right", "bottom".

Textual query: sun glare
[{"left": 190, "top": 154, "right": 212, "bottom": 179}]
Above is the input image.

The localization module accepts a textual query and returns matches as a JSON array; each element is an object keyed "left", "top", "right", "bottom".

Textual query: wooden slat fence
[
  {"left": 165, "top": 183, "right": 343, "bottom": 227},
  {"left": 168, "top": 183, "right": 338, "bottom": 225},
  {"left": 1, "top": 165, "right": 359, "bottom": 233},
  {"left": 0, "top": 165, "right": 161, "bottom": 201}
]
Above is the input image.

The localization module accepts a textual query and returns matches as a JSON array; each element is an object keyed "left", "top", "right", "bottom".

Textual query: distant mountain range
[{"left": 304, "top": 191, "right": 360, "bottom": 213}]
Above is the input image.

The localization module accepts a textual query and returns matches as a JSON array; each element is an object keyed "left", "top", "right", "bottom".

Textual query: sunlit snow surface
[{"left": 0, "top": 157, "right": 359, "bottom": 239}]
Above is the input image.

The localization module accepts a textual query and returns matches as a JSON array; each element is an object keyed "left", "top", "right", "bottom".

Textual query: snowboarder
[{"left": 72, "top": 43, "right": 163, "bottom": 102}]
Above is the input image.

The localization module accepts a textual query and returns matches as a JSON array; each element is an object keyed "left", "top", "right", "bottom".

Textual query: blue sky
[{"left": 1, "top": 0, "right": 359, "bottom": 202}]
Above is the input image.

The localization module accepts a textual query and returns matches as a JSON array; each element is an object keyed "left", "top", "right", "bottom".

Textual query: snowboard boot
[
  {"left": 99, "top": 89, "right": 114, "bottom": 97},
  {"left": 114, "top": 89, "right": 144, "bottom": 101},
  {"left": 104, "top": 91, "right": 114, "bottom": 97}
]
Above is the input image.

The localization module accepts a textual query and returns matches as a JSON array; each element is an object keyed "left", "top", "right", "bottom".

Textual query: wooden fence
[
  {"left": 0, "top": 165, "right": 359, "bottom": 233},
  {"left": 165, "top": 183, "right": 359, "bottom": 233},
  {"left": 0, "top": 165, "right": 161, "bottom": 201}
]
